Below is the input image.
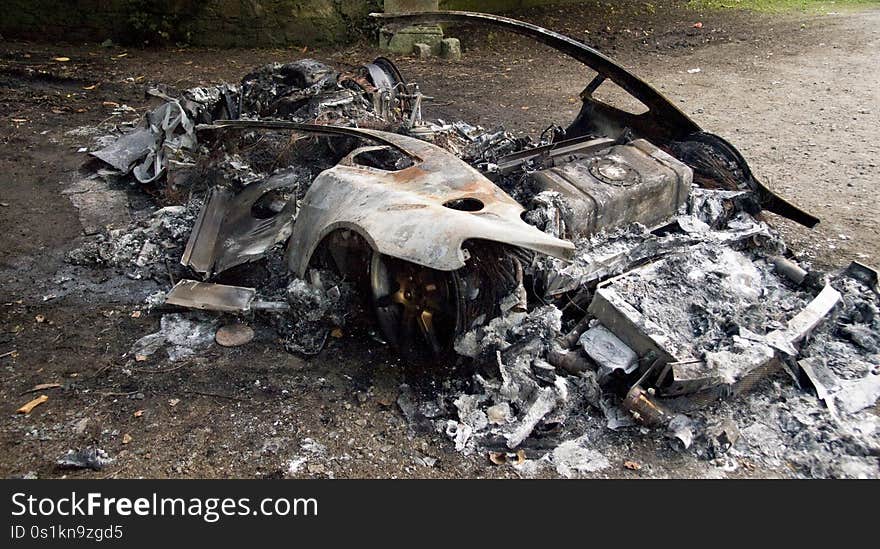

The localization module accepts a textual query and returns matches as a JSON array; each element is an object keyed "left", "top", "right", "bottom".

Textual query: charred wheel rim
[
  {"left": 369, "top": 242, "right": 528, "bottom": 358},
  {"left": 370, "top": 252, "right": 459, "bottom": 357}
]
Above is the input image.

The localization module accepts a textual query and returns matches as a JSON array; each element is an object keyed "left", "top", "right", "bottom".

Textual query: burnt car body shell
[{"left": 202, "top": 120, "right": 576, "bottom": 276}]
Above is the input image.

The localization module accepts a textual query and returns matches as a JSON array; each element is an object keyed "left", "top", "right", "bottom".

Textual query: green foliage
[
  {"left": 123, "top": 0, "right": 202, "bottom": 46},
  {"left": 689, "top": 0, "right": 880, "bottom": 13}
]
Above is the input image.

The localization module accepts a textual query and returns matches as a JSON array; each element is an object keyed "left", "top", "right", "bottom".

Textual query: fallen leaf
[
  {"left": 52, "top": 57, "right": 70, "bottom": 62},
  {"left": 22, "top": 382, "right": 61, "bottom": 395},
  {"left": 17, "top": 395, "right": 48, "bottom": 414},
  {"left": 488, "top": 451, "right": 507, "bottom": 465},
  {"left": 168, "top": 398, "right": 180, "bottom": 407},
  {"left": 130, "top": 310, "right": 142, "bottom": 318},
  {"left": 330, "top": 328, "right": 343, "bottom": 338},
  {"left": 133, "top": 410, "right": 144, "bottom": 418},
  {"left": 122, "top": 433, "right": 132, "bottom": 444},
  {"left": 514, "top": 449, "right": 527, "bottom": 465},
  {"left": 624, "top": 460, "right": 642, "bottom": 471}
]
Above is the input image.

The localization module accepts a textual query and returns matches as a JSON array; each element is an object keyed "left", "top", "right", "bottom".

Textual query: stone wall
[{"left": 0, "top": 0, "right": 581, "bottom": 47}]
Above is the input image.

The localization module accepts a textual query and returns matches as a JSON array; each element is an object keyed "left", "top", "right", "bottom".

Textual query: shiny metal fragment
[{"left": 165, "top": 280, "right": 288, "bottom": 313}]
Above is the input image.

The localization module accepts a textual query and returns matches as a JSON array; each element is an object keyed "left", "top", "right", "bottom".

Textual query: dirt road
[{"left": 1, "top": 2, "right": 878, "bottom": 478}]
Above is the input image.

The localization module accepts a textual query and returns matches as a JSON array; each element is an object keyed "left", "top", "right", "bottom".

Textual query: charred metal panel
[
  {"left": 587, "top": 285, "right": 681, "bottom": 369},
  {"left": 592, "top": 273, "right": 841, "bottom": 407},
  {"left": 165, "top": 280, "right": 257, "bottom": 313},
  {"left": 181, "top": 170, "right": 299, "bottom": 278},
  {"left": 165, "top": 280, "right": 289, "bottom": 313},
  {"left": 180, "top": 186, "right": 233, "bottom": 276}
]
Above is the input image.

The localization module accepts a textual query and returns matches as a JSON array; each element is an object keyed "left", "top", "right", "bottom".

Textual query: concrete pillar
[{"left": 379, "top": 0, "right": 444, "bottom": 55}]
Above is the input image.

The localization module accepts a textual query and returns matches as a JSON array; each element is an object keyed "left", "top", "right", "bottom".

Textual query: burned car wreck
[{"left": 73, "top": 11, "right": 880, "bottom": 475}]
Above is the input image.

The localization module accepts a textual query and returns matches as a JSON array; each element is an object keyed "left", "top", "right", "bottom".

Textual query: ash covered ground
[{"left": 1, "top": 1, "right": 879, "bottom": 479}]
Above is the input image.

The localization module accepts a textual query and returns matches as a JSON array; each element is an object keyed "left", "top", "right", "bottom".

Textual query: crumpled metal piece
[{"left": 92, "top": 97, "right": 198, "bottom": 184}]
